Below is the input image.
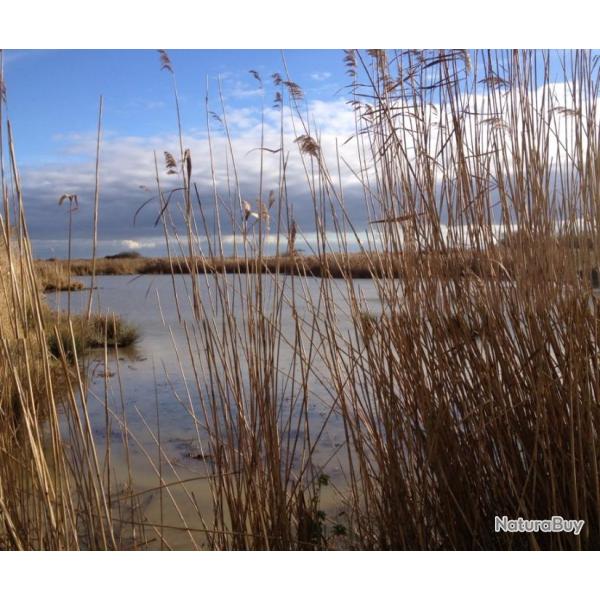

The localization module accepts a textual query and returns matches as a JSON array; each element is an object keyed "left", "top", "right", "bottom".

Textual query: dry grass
[
  {"left": 0, "top": 235, "right": 14, "bottom": 337},
  {"left": 0, "top": 100, "right": 145, "bottom": 549},
  {"left": 315, "top": 50, "right": 600, "bottom": 550},
  {"left": 35, "top": 260, "right": 85, "bottom": 291}
]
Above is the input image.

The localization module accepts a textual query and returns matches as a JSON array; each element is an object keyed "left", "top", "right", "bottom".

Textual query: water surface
[{"left": 47, "top": 273, "right": 381, "bottom": 548}]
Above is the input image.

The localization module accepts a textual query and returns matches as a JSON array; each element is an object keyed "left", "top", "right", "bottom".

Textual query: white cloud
[
  {"left": 122, "top": 239, "right": 158, "bottom": 249},
  {"left": 310, "top": 72, "right": 331, "bottom": 82},
  {"left": 228, "top": 82, "right": 264, "bottom": 99}
]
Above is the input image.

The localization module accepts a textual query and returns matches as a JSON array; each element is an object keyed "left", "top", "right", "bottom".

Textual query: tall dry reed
[{"left": 163, "top": 49, "right": 600, "bottom": 549}]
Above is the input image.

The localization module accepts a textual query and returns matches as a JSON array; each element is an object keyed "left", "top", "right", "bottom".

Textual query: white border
[
  {"left": 2, "top": 4, "right": 600, "bottom": 598},
  {"left": 1, "top": 0, "right": 599, "bottom": 49},
  {"left": 2, "top": 551, "right": 599, "bottom": 599}
]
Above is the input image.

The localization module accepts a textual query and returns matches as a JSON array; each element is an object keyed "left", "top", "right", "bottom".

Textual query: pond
[{"left": 47, "top": 273, "right": 382, "bottom": 548}]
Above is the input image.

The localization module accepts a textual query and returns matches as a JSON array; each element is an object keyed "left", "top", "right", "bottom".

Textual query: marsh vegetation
[{"left": 2, "top": 49, "right": 600, "bottom": 550}]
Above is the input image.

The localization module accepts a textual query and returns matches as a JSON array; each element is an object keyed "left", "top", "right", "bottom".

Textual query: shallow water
[{"left": 47, "top": 273, "right": 381, "bottom": 548}]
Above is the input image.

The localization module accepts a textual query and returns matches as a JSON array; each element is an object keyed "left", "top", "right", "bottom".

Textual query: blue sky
[
  {"left": 2, "top": 49, "right": 355, "bottom": 257},
  {"left": 4, "top": 50, "right": 346, "bottom": 163}
]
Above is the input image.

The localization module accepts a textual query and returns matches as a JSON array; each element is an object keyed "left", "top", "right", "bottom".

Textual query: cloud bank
[{"left": 20, "top": 97, "right": 368, "bottom": 258}]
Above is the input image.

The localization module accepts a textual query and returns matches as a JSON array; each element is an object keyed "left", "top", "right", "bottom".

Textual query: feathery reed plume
[
  {"left": 157, "top": 49, "right": 173, "bottom": 73},
  {"left": 343, "top": 49, "right": 357, "bottom": 77},
  {"left": 249, "top": 69, "right": 262, "bottom": 86},
  {"left": 163, "top": 151, "right": 177, "bottom": 174},
  {"left": 242, "top": 200, "right": 259, "bottom": 221},
  {"left": 282, "top": 80, "right": 304, "bottom": 101},
  {"left": 479, "top": 73, "right": 510, "bottom": 89},
  {"left": 460, "top": 49, "right": 472, "bottom": 74},
  {"left": 295, "top": 135, "right": 320, "bottom": 158}
]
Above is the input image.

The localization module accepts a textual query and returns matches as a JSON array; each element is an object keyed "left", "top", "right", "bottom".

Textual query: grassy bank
[{"left": 36, "top": 260, "right": 85, "bottom": 291}]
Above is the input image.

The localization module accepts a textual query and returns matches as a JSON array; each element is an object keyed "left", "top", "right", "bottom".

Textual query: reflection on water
[{"left": 47, "top": 273, "right": 381, "bottom": 548}]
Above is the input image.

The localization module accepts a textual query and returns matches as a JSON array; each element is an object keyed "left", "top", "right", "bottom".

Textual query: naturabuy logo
[{"left": 495, "top": 516, "right": 585, "bottom": 535}]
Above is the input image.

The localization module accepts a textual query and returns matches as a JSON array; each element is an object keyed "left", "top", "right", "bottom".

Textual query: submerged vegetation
[{"left": 3, "top": 49, "right": 600, "bottom": 549}]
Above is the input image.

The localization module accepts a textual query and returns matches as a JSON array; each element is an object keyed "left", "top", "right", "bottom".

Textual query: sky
[
  {"left": 1, "top": 49, "right": 359, "bottom": 258},
  {"left": 0, "top": 49, "right": 592, "bottom": 258}
]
